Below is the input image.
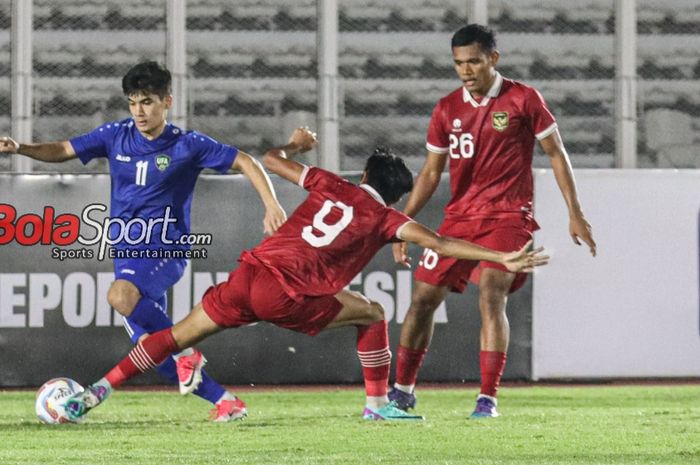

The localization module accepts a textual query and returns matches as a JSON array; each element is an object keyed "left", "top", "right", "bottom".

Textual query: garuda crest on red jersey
[{"left": 492, "top": 112, "right": 509, "bottom": 132}]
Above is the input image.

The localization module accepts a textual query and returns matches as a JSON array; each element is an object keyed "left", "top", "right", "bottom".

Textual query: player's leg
[
  {"left": 319, "top": 290, "right": 389, "bottom": 409},
  {"left": 470, "top": 224, "right": 532, "bottom": 418},
  {"left": 64, "top": 303, "right": 223, "bottom": 421},
  {"left": 121, "top": 298, "right": 229, "bottom": 408},
  {"left": 391, "top": 229, "right": 476, "bottom": 410},
  {"left": 109, "top": 279, "right": 212, "bottom": 396},
  {"left": 329, "top": 290, "right": 388, "bottom": 409},
  {"left": 108, "top": 278, "right": 202, "bottom": 388},
  {"left": 470, "top": 267, "right": 515, "bottom": 418},
  {"left": 389, "top": 281, "right": 450, "bottom": 410},
  {"left": 241, "top": 265, "right": 417, "bottom": 420},
  {"left": 109, "top": 259, "right": 185, "bottom": 334},
  {"left": 324, "top": 290, "right": 423, "bottom": 421},
  {"left": 324, "top": 289, "right": 383, "bottom": 328},
  {"left": 109, "top": 260, "right": 232, "bottom": 406},
  {"left": 121, "top": 308, "right": 188, "bottom": 385}
]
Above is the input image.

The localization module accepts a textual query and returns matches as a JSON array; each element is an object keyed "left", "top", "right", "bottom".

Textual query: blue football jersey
[{"left": 70, "top": 118, "right": 237, "bottom": 250}]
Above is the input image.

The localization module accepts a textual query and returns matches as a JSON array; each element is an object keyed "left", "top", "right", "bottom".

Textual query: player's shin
[
  {"left": 394, "top": 345, "right": 428, "bottom": 390},
  {"left": 479, "top": 350, "right": 507, "bottom": 397},
  {"left": 356, "top": 320, "right": 391, "bottom": 409},
  {"left": 104, "top": 327, "right": 180, "bottom": 388},
  {"left": 386, "top": 345, "right": 427, "bottom": 411},
  {"left": 127, "top": 295, "right": 173, "bottom": 334}
]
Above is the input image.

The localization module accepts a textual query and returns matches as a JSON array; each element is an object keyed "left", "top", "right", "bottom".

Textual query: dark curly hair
[{"left": 363, "top": 147, "right": 413, "bottom": 205}]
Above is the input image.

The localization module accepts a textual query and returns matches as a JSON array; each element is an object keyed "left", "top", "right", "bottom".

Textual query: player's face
[
  {"left": 452, "top": 44, "right": 499, "bottom": 98},
  {"left": 127, "top": 92, "right": 172, "bottom": 140}
]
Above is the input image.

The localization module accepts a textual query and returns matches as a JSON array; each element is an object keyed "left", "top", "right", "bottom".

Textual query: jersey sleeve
[
  {"left": 425, "top": 100, "right": 449, "bottom": 154},
  {"left": 190, "top": 131, "right": 238, "bottom": 173},
  {"left": 526, "top": 88, "right": 558, "bottom": 140},
  {"left": 69, "top": 122, "right": 117, "bottom": 165},
  {"left": 301, "top": 167, "right": 344, "bottom": 192},
  {"left": 381, "top": 208, "right": 414, "bottom": 243}
]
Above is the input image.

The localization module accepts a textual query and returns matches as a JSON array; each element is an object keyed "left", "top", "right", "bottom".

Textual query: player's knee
[
  {"left": 480, "top": 270, "right": 513, "bottom": 298},
  {"left": 479, "top": 285, "right": 509, "bottom": 311},
  {"left": 409, "top": 292, "right": 443, "bottom": 317},
  {"left": 107, "top": 289, "right": 132, "bottom": 316},
  {"left": 366, "top": 301, "right": 385, "bottom": 322},
  {"left": 107, "top": 282, "right": 140, "bottom": 316}
]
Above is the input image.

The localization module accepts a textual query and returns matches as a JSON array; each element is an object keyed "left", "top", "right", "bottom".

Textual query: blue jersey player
[{"left": 0, "top": 61, "right": 287, "bottom": 422}]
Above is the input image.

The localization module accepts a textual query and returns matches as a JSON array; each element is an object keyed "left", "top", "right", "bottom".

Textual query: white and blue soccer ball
[{"left": 35, "top": 377, "right": 84, "bottom": 424}]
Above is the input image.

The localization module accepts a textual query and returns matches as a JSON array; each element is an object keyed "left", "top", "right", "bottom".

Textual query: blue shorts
[{"left": 113, "top": 257, "right": 187, "bottom": 300}]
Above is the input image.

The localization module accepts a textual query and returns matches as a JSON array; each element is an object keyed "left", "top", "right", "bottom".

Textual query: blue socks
[
  {"left": 123, "top": 295, "right": 225, "bottom": 405},
  {"left": 127, "top": 295, "right": 171, "bottom": 335}
]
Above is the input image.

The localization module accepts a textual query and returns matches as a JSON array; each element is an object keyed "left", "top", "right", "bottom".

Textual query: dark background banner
[{"left": 0, "top": 173, "right": 532, "bottom": 387}]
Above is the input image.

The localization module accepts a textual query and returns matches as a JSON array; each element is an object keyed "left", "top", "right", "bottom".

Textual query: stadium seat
[
  {"left": 656, "top": 145, "right": 699, "bottom": 168},
  {"left": 0, "top": 7, "right": 9, "bottom": 30}
]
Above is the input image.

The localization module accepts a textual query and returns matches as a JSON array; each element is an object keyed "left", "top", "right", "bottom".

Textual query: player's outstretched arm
[
  {"left": 262, "top": 127, "right": 318, "bottom": 185},
  {"left": 399, "top": 222, "right": 549, "bottom": 273},
  {"left": 232, "top": 150, "right": 287, "bottom": 235},
  {"left": 391, "top": 150, "right": 447, "bottom": 267},
  {"left": 540, "top": 130, "right": 597, "bottom": 257},
  {"left": 0, "top": 136, "right": 77, "bottom": 162}
]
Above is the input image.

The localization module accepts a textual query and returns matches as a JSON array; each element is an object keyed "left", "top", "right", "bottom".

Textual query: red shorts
[
  {"left": 201, "top": 261, "right": 343, "bottom": 336},
  {"left": 414, "top": 217, "right": 537, "bottom": 294}
]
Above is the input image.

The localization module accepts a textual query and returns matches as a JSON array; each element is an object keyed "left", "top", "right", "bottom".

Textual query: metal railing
[{"left": 3, "top": 0, "right": 699, "bottom": 173}]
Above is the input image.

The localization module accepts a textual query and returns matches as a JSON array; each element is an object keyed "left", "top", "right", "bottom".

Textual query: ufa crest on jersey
[{"left": 155, "top": 154, "right": 171, "bottom": 171}]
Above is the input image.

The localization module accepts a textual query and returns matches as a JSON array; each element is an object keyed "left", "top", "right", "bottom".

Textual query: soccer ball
[{"left": 35, "top": 377, "right": 85, "bottom": 424}]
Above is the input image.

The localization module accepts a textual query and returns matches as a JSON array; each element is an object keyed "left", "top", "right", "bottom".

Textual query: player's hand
[
  {"left": 288, "top": 127, "right": 317, "bottom": 153},
  {"left": 263, "top": 203, "right": 287, "bottom": 235},
  {"left": 392, "top": 242, "right": 411, "bottom": 268},
  {"left": 570, "top": 213, "right": 596, "bottom": 257},
  {"left": 502, "top": 240, "right": 549, "bottom": 273},
  {"left": 0, "top": 136, "right": 20, "bottom": 154}
]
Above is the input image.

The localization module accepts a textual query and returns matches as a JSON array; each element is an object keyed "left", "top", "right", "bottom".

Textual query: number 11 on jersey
[{"left": 135, "top": 160, "right": 148, "bottom": 186}]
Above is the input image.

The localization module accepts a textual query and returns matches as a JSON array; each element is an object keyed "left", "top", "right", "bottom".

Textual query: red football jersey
[
  {"left": 240, "top": 167, "right": 413, "bottom": 301},
  {"left": 426, "top": 73, "right": 557, "bottom": 222}
]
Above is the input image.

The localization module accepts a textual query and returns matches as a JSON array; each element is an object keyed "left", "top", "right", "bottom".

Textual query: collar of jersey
[
  {"left": 359, "top": 184, "right": 386, "bottom": 206},
  {"left": 132, "top": 120, "right": 178, "bottom": 147},
  {"left": 462, "top": 72, "right": 503, "bottom": 108}
]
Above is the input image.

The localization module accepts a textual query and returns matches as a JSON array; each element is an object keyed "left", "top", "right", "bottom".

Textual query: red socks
[
  {"left": 394, "top": 345, "right": 428, "bottom": 386},
  {"left": 480, "top": 351, "right": 507, "bottom": 397},
  {"left": 356, "top": 321, "right": 391, "bottom": 397},
  {"left": 105, "top": 328, "right": 179, "bottom": 388},
  {"left": 393, "top": 348, "right": 506, "bottom": 397}
]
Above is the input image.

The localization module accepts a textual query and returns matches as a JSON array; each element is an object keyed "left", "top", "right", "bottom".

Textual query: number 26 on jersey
[{"left": 449, "top": 133, "right": 474, "bottom": 159}]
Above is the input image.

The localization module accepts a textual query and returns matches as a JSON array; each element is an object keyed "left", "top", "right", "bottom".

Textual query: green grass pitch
[{"left": 1, "top": 385, "right": 699, "bottom": 465}]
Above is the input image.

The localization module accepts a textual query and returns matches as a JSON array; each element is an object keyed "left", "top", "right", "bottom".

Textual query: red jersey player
[
  {"left": 388, "top": 24, "right": 597, "bottom": 418},
  {"left": 63, "top": 127, "right": 549, "bottom": 422}
]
